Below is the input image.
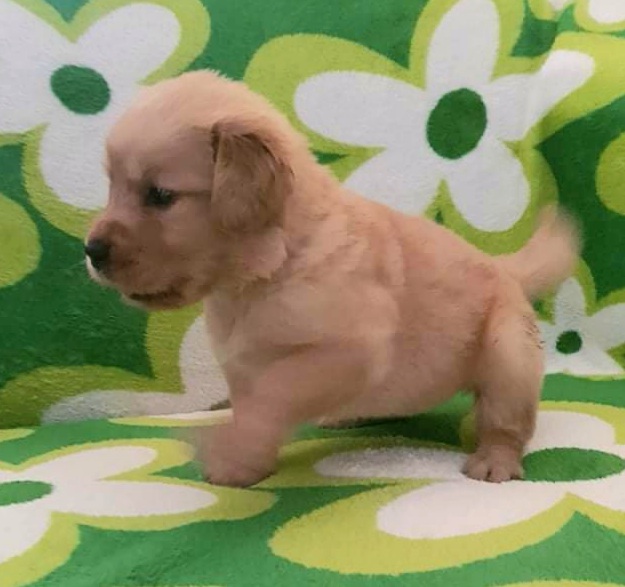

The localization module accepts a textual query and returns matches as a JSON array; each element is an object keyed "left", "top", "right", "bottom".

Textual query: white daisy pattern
[
  {"left": 0, "top": 441, "right": 216, "bottom": 569},
  {"left": 42, "top": 316, "right": 229, "bottom": 423},
  {"left": 547, "top": 0, "right": 625, "bottom": 24},
  {"left": 0, "top": 0, "right": 206, "bottom": 226},
  {"left": 293, "top": 0, "right": 593, "bottom": 231},
  {"left": 539, "top": 278, "right": 625, "bottom": 376},
  {"left": 315, "top": 410, "right": 625, "bottom": 540}
]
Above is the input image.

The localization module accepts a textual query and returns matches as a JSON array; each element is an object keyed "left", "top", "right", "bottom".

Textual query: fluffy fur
[{"left": 87, "top": 71, "right": 580, "bottom": 487}]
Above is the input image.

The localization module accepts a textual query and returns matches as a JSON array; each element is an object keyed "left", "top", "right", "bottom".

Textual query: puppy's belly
[{"left": 319, "top": 359, "right": 466, "bottom": 423}]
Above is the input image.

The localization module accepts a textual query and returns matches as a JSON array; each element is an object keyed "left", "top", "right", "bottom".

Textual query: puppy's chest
[
  {"left": 203, "top": 296, "right": 321, "bottom": 371},
  {"left": 204, "top": 283, "right": 398, "bottom": 371}
]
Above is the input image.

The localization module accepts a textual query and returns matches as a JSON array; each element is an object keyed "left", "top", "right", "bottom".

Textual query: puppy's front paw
[
  {"left": 207, "top": 458, "right": 271, "bottom": 488},
  {"left": 199, "top": 423, "right": 273, "bottom": 488},
  {"left": 463, "top": 451, "right": 524, "bottom": 483}
]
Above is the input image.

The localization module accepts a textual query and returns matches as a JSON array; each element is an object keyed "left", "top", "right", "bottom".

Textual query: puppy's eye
[{"left": 145, "top": 186, "right": 175, "bottom": 209}]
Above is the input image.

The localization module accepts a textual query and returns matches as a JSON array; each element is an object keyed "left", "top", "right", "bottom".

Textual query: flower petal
[
  {"left": 482, "top": 74, "right": 534, "bottom": 142},
  {"left": 0, "top": 1, "right": 68, "bottom": 133},
  {"left": 550, "top": 0, "right": 571, "bottom": 10},
  {"left": 522, "top": 50, "right": 594, "bottom": 135},
  {"left": 0, "top": 504, "right": 50, "bottom": 566},
  {"left": 25, "top": 446, "right": 158, "bottom": 483},
  {"left": 426, "top": 0, "right": 499, "bottom": 96},
  {"left": 75, "top": 4, "right": 181, "bottom": 86},
  {"left": 0, "top": 468, "right": 20, "bottom": 483},
  {"left": 345, "top": 148, "right": 441, "bottom": 214},
  {"left": 542, "top": 346, "right": 578, "bottom": 375},
  {"left": 527, "top": 411, "right": 617, "bottom": 453},
  {"left": 315, "top": 447, "right": 466, "bottom": 481},
  {"left": 539, "top": 321, "right": 562, "bottom": 370},
  {"left": 544, "top": 340, "right": 625, "bottom": 376},
  {"left": 541, "top": 304, "right": 624, "bottom": 376},
  {"left": 378, "top": 481, "right": 561, "bottom": 539},
  {"left": 294, "top": 72, "right": 428, "bottom": 148},
  {"left": 574, "top": 472, "right": 625, "bottom": 511},
  {"left": 41, "top": 385, "right": 165, "bottom": 423},
  {"left": 553, "top": 278, "right": 587, "bottom": 329},
  {"left": 444, "top": 137, "right": 529, "bottom": 231},
  {"left": 179, "top": 316, "right": 229, "bottom": 409},
  {"left": 569, "top": 343, "right": 625, "bottom": 375},
  {"left": 49, "top": 480, "right": 216, "bottom": 517},
  {"left": 486, "top": 51, "right": 593, "bottom": 141},
  {"left": 39, "top": 110, "right": 111, "bottom": 210},
  {"left": 587, "top": 0, "right": 625, "bottom": 24},
  {"left": 587, "top": 302, "right": 625, "bottom": 352}
]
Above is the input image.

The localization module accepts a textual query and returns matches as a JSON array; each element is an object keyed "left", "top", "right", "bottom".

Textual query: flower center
[
  {"left": 524, "top": 448, "right": 625, "bottom": 482},
  {"left": 426, "top": 88, "right": 487, "bottom": 160},
  {"left": 51, "top": 65, "right": 111, "bottom": 115},
  {"left": 556, "top": 330, "right": 583, "bottom": 354},
  {"left": 0, "top": 480, "right": 53, "bottom": 506}
]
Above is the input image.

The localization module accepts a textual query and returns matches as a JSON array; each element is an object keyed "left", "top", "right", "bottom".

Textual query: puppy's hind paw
[{"left": 463, "top": 452, "right": 524, "bottom": 483}]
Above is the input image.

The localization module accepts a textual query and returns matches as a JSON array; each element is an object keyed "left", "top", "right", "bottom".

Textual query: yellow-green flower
[{"left": 0, "top": 193, "right": 40, "bottom": 288}]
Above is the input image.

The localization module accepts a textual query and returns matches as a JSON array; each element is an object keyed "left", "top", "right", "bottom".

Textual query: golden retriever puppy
[{"left": 86, "top": 71, "right": 579, "bottom": 487}]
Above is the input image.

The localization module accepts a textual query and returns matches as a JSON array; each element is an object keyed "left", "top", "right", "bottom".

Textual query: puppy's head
[{"left": 86, "top": 72, "right": 294, "bottom": 310}]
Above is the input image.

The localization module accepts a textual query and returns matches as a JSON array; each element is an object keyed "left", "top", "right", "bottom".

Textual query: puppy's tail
[{"left": 497, "top": 206, "right": 581, "bottom": 301}]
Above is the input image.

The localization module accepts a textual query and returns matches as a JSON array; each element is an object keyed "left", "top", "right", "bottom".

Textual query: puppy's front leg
[{"left": 201, "top": 344, "right": 369, "bottom": 487}]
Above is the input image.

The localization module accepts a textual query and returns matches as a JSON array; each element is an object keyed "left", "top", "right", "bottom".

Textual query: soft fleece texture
[{"left": 3, "top": 377, "right": 625, "bottom": 586}]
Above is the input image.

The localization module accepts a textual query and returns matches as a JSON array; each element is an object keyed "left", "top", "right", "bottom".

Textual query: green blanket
[
  {"left": 3, "top": 380, "right": 625, "bottom": 586},
  {"left": 3, "top": 0, "right": 625, "bottom": 584},
  {"left": 2, "top": 0, "right": 625, "bottom": 426}
]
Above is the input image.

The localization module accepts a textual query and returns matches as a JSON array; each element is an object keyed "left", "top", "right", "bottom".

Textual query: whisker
[{"left": 62, "top": 258, "right": 89, "bottom": 275}]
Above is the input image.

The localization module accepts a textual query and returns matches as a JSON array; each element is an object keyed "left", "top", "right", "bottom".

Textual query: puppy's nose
[{"left": 84, "top": 238, "right": 111, "bottom": 271}]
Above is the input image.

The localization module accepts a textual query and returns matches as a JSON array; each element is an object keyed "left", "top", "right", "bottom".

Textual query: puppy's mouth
[{"left": 126, "top": 287, "right": 181, "bottom": 308}]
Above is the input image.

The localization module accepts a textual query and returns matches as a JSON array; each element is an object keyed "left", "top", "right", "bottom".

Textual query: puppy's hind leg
[{"left": 464, "top": 302, "right": 543, "bottom": 483}]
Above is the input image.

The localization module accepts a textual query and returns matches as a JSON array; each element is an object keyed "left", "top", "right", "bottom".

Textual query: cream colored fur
[{"left": 87, "top": 71, "right": 580, "bottom": 487}]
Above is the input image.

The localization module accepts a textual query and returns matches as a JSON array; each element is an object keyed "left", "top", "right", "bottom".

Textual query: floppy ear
[{"left": 210, "top": 122, "right": 292, "bottom": 233}]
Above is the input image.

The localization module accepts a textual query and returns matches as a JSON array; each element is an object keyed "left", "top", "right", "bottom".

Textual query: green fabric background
[
  {"left": 1, "top": 0, "right": 625, "bottom": 427},
  {"left": 2, "top": 1, "right": 625, "bottom": 584}
]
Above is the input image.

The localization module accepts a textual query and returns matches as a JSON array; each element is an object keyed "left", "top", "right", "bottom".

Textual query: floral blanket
[
  {"left": 2, "top": 0, "right": 625, "bottom": 583},
  {"left": 2, "top": 382, "right": 625, "bottom": 586}
]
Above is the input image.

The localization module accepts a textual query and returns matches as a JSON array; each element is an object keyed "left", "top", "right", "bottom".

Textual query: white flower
[
  {"left": 315, "top": 410, "right": 625, "bottom": 540},
  {"left": 548, "top": 0, "right": 625, "bottom": 24},
  {"left": 586, "top": 0, "right": 625, "bottom": 23},
  {"left": 547, "top": 0, "right": 571, "bottom": 10},
  {"left": 42, "top": 316, "right": 229, "bottom": 423},
  {"left": 0, "top": 0, "right": 206, "bottom": 223},
  {"left": 293, "top": 0, "right": 593, "bottom": 231},
  {"left": 0, "top": 440, "right": 216, "bottom": 568},
  {"left": 539, "top": 278, "right": 625, "bottom": 376}
]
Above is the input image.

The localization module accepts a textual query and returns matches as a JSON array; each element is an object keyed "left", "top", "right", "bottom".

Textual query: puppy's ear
[{"left": 210, "top": 122, "right": 292, "bottom": 233}]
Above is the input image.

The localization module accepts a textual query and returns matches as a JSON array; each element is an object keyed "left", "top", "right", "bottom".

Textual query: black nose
[{"left": 85, "top": 239, "right": 111, "bottom": 271}]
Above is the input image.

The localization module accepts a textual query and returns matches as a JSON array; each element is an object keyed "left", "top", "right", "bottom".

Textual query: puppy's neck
[{"left": 215, "top": 227, "right": 288, "bottom": 296}]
